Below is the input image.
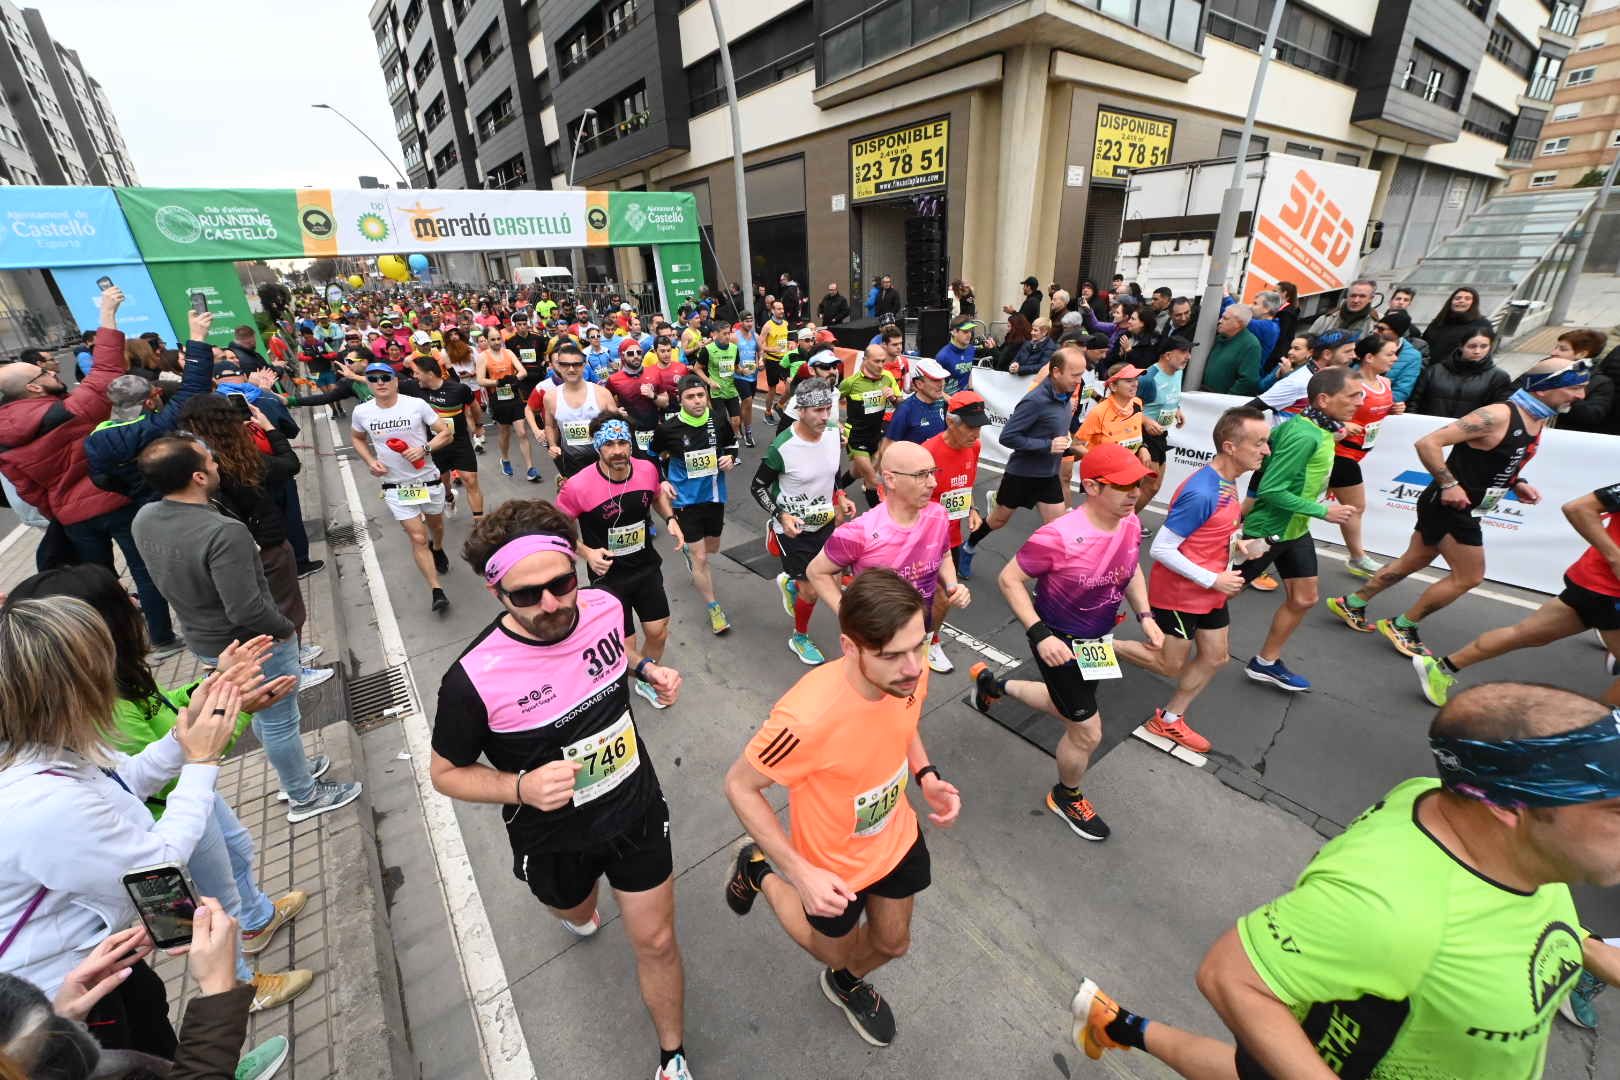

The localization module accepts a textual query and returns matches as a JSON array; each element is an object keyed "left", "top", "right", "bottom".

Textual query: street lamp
[
  {"left": 567, "top": 107, "right": 598, "bottom": 188},
  {"left": 708, "top": 0, "right": 753, "bottom": 320},
  {"left": 311, "top": 103, "right": 409, "bottom": 186}
]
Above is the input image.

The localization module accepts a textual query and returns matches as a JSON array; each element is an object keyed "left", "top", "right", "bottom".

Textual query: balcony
[
  {"left": 575, "top": 109, "right": 650, "bottom": 153},
  {"left": 689, "top": 44, "right": 814, "bottom": 115},
  {"left": 465, "top": 40, "right": 507, "bottom": 86},
  {"left": 557, "top": 3, "right": 644, "bottom": 80},
  {"left": 1206, "top": 5, "right": 1360, "bottom": 86},
  {"left": 1525, "top": 75, "right": 1559, "bottom": 101},
  {"left": 1548, "top": 2, "right": 1580, "bottom": 38}
]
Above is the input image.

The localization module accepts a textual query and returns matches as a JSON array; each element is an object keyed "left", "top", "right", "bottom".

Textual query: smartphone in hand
[
  {"left": 96, "top": 276, "right": 115, "bottom": 292},
  {"left": 190, "top": 291, "right": 209, "bottom": 315},
  {"left": 122, "top": 863, "right": 200, "bottom": 949}
]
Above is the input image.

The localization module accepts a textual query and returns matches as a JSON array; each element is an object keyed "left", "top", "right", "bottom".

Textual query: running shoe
[
  {"left": 956, "top": 540, "right": 977, "bottom": 581},
  {"left": 501, "top": 459, "right": 514, "bottom": 477},
  {"left": 1070, "top": 979, "right": 1129, "bottom": 1061},
  {"left": 1145, "top": 709, "right": 1211, "bottom": 753},
  {"left": 241, "top": 891, "right": 308, "bottom": 956},
  {"left": 743, "top": 432, "right": 756, "bottom": 449},
  {"left": 149, "top": 636, "right": 187, "bottom": 661},
  {"left": 432, "top": 545, "right": 450, "bottom": 574},
  {"left": 526, "top": 467, "right": 541, "bottom": 483},
  {"left": 725, "top": 840, "right": 767, "bottom": 916},
  {"left": 1047, "top": 787, "right": 1110, "bottom": 841},
  {"left": 1345, "top": 554, "right": 1383, "bottom": 579},
  {"left": 286, "top": 780, "right": 362, "bottom": 824},
  {"left": 763, "top": 408, "right": 778, "bottom": 424},
  {"left": 1605, "top": 650, "right": 1618, "bottom": 677},
  {"left": 561, "top": 910, "right": 601, "bottom": 938},
  {"left": 1413, "top": 655, "right": 1455, "bottom": 707},
  {"left": 249, "top": 970, "right": 314, "bottom": 1013},
  {"left": 819, "top": 968, "right": 896, "bottom": 1047},
  {"left": 295, "top": 559, "right": 326, "bottom": 579},
  {"left": 474, "top": 437, "right": 486, "bottom": 453},
  {"left": 234, "top": 1035, "right": 289, "bottom": 1080},
  {"left": 274, "top": 754, "right": 331, "bottom": 802},
  {"left": 1592, "top": 628, "right": 1608, "bottom": 648},
  {"left": 432, "top": 588, "right": 451, "bottom": 614},
  {"left": 1560, "top": 970, "right": 1605, "bottom": 1029},
  {"left": 969, "top": 662, "right": 1003, "bottom": 714},
  {"left": 1376, "top": 617, "right": 1430, "bottom": 658},
  {"left": 1248, "top": 571, "right": 1280, "bottom": 592},
  {"left": 1325, "top": 595, "right": 1373, "bottom": 632},
  {"left": 985, "top": 489, "right": 998, "bottom": 517},
  {"left": 654, "top": 1053, "right": 693, "bottom": 1080},
  {"left": 1245, "top": 656, "right": 1311, "bottom": 692},
  {"left": 788, "top": 633, "right": 825, "bottom": 665},
  {"left": 775, "top": 572, "right": 797, "bottom": 618},
  {"left": 927, "top": 641, "right": 954, "bottom": 674},
  {"left": 633, "top": 677, "right": 668, "bottom": 710},
  {"left": 298, "top": 667, "right": 335, "bottom": 693},
  {"left": 707, "top": 603, "right": 731, "bottom": 635}
]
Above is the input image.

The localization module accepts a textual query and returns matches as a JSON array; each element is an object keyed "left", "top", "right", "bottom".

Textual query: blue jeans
[
  {"left": 198, "top": 636, "right": 316, "bottom": 803},
  {"left": 63, "top": 501, "right": 174, "bottom": 645},
  {"left": 280, "top": 478, "right": 310, "bottom": 564},
  {"left": 188, "top": 795, "right": 269, "bottom": 982}
]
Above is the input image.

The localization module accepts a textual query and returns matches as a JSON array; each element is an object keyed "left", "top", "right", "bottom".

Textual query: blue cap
[
  {"left": 364, "top": 362, "right": 396, "bottom": 376},
  {"left": 1315, "top": 329, "right": 1356, "bottom": 349}
]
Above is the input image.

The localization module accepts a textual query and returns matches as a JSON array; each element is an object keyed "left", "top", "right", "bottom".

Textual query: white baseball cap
[{"left": 910, "top": 356, "right": 948, "bottom": 380}]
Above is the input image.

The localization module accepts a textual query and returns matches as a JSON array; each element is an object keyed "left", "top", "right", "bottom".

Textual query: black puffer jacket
[
  {"left": 1420, "top": 314, "right": 1493, "bottom": 369},
  {"left": 1408, "top": 348, "right": 1512, "bottom": 418}
]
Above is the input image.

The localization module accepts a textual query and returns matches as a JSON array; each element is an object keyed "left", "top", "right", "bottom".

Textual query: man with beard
[
  {"left": 605, "top": 339, "right": 673, "bottom": 460},
  {"left": 556, "top": 416, "right": 684, "bottom": 712},
  {"left": 429, "top": 500, "right": 694, "bottom": 1080},
  {"left": 652, "top": 375, "right": 737, "bottom": 635},
  {"left": 723, "top": 569, "right": 962, "bottom": 1048}
]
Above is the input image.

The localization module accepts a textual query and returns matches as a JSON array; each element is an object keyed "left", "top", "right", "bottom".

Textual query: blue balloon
[{"left": 407, "top": 253, "right": 430, "bottom": 273}]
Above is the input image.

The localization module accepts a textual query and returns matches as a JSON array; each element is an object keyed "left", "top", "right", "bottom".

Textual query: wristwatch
[{"left": 914, "top": 765, "right": 941, "bottom": 785}]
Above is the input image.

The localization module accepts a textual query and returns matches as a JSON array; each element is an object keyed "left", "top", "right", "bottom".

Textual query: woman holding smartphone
[{"left": 0, "top": 595, "right": 307, "bottom": 1060}]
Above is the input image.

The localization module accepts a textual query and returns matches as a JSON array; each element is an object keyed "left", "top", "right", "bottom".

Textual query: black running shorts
[
  {"left": 996, "top": 471, "right": 1064, "bottom": 510},
  {"left": 674, "top": 501, "right": 725, "bottom": 541},
  {"left": 1238, "top": 534, "right": 1318, "bottom": 582},
  {"left": 1151, "top": 605, "right": 1231, "bottom": 640},
  {"left": 1559, "top": 575, "right": 1620, "bottom": 632},
  {"left": 778, "top": 523, "right": 833, "bottom": 582},
  {"left": 513, "top": 792, "right": 672, "bottom": 910},
  {"left": 1414, "top": 484, "right": 1484, "bottom": 547},
  {"left": 1031, "top": 637, "right": 1101, "bottom": 723},
  {"left": 596, "top": 564, "right": 671, "bottom": 635},
  {"left": 804, "top": 828, "right": 930, "bottom": 939}
]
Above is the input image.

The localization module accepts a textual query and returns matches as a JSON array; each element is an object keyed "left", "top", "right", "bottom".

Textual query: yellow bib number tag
[
  {"left": 519, "top": 349, "right": 537, "bottom": 364},
  {"left": 738, "top": 358, "right": 757, "bottom": 377},
  {"left": 563, "top": 421, "right": 592, "bottom": 446},
  {"left": 563, "top": 711, "right": 640, "bottom": 806},
  {"left": 1120, "top": 435, "right": 1142, "bottom": 451},
  {"left": 607, "top": 521, "right": 646, "bottom": 556},
  {"left": 1072, "top": 634, "right": 1122, "bottom": 681},
  {"left": 800, "top": 496, "right": 834, "bottom": 529},
  {"left": 635, "top": 429, "right": 654, "bottom": 452},
  {"left": 1473, "top": 485, "right": 1508, "bottom": 518},
  {"left": 860, "top": 389, "right": 886, "bottom": 411},
  {"left": 941, "top": 488, "right": 972, "bottom": 521},
  {"left": 394, "top": 483, "right": 430, "bottom": 505},
  {"left": 496, "top": 385, "right": 515, "bottom": 401},
  {"left": 684, "top": 447, "right": 717, "bottom": 478},
  {"left": 715, "top": 356, "right": 735, "bottom": 379},
  {"left": 853, "top": 760, "right": 908, "bottom": 838}
]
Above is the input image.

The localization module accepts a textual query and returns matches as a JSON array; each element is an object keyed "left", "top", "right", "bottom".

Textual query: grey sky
[{"left": 42, "top": 0, "right": 405, "bottom": 189}]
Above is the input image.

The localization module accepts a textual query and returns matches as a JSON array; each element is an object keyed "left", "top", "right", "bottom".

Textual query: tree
[
  {"left": 307, "top": 257, "right": 338, "bottom": 283},
  {"left": 1574, "top": 168, "right": 1605, "bottom": 188}
]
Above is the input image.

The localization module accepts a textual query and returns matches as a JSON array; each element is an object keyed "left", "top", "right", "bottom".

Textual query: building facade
[
  {"left": 1508, "top": 0, "right": 1620, "bottom": 190},
  {"left": 376, "top": 0, "right": 1584, "bottom": 313}
]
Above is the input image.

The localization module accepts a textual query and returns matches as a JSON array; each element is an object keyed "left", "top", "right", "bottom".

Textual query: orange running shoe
[
  {"left": 1248, "top": 571, "right": 1279, "bottom": 592},
  {"left": 1145, "top": 709, "right": 1211, "bottom": 753},
  {"left": 1070, "top": 978, "right": 1129, "bottom": 1060}
]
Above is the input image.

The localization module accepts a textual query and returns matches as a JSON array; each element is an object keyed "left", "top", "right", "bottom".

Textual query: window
[
  {"left": 524, "top": 0, "right": 541, "bottom": 37},
  {"left": 557, "top": 1, "right": 645, "bottom": 79},
  {"left": 1205, "top": 0, "right": 1363, "bottom": 86},
  {"left": 1217, "top": 129, "right": 1268, "bottom": 156},
  {"left": 1284, "top": 142, "right": 1323, "bottom": 159},
  {"left": 1486, "top": 20, "right": 1535, "bottom": 77},
  {"left": 1612, "top": 130, "right": 1620, "bottom": 148},
  {"left": 687, "top": 4, "right": 815, "bottom": 116},
  {"left": 412, "top": 43, "right": 436, "bottom": 83},
  {"left": 1400, "top": 43, "right": 1463, "bottom": 110},
  {"left": 545, "top": 140, "right": 563, "bottom": 177},
  {"left": 1335, "top": 152, "right": 1360, "bottom": 167},
  {"left": 402, "top": 0, "right": 422, "bottom": 36},
  {"left": 1567, "top": 66, "right": 1597, "bottom": 86},
  {"left": 533, "top": 72, "right": 552, "bottom": 110},
  {"left": 1454, "top": 0, "right": 1486, "bottom": 17},
  {"left": 1553, "top": 102, "right": 1583, "bottom": 122},
  {"left": 1551, "top": 1, "right": 1580, "bottom": 37},
  {"left": 476, "top": 90, "right": 516, "bottom": 140},
  {"left": 451, "top": 0, "right": 472, "bottom": 22},
  {"left": 433, "top": 141, "right": 460, "bottom": 172},
  {"left": 574, "top": 81, "right": 651, "bottom": 153},
  {"left": 1463, "top": 96, "right": 1515, "bottom": 144},
  {"left": 403, "top": 141, "right": 423, "bottom": 167},
  {"left": 1529, "top": 171, "right": 1557, "bottom": 188},
  {"left": 488, "top": 153, "right": 528, "bottom": 189},
  {"left": 1577, "top": 32, "right": 1606, "bottom": 51},
  {"left": 384, "top": 62, "right": 406, "bottom": 98},
  {"left": 1542, "top": 136, "right": 1571, "bottom": 154},
  {"left": 465, "top": 19, "right": 507, "bottom": 85},
  {"left": 424, "top": 93, "right": 447, "bottom": 132}
]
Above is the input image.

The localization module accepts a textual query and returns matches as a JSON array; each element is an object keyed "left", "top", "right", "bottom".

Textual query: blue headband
[
  {"left": 1431, "top": 708, "right": 1620, "bottom": 808},
  {"left": 592, "top": 418, "right": 632, "bottom": 449},
  {"left": 1518, "top": 359, "right": 1592, "bottom": 393}
]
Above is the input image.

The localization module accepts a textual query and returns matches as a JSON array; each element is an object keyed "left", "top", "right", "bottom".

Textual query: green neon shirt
[
  {"left": 838, "top": 371, "right": 899, "bottom": 432},
  {"left": 1238, "top": 778, "right": 1585, "bottom": 1079},
  {"left": 1243, "top": 415, "right": 1335, "bottom": 542}
]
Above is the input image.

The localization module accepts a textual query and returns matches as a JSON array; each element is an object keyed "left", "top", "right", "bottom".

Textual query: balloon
[
  {"left": 378, "top": 255, "right": 411, "bottom": 282},
  {"left": 347, "top": 275, "right": 364, "bottom": 288},
  {"left": 407, "top": 253, "right": 430, "bottom": 274}
]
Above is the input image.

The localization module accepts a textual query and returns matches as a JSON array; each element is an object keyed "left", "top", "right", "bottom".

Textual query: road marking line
[
  {"left": 324, "top": 416, "right": 533, "bottom": 1080},
  {"left": 0, "top": 522, "right": 32, "bottom": 562}
]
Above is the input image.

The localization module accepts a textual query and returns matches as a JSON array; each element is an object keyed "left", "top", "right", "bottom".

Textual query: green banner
[
  {"left": 116, "top": 188, "right": 304, "bottom": 262},
  {"left": 653, "top": 242, "right": 704, "bottom": 317},
  {"left": 608, "top": 192, "right": 698, "bottom": 246},
  {"left": 145, "top": 260, "right": 257, "bottom": 348}
]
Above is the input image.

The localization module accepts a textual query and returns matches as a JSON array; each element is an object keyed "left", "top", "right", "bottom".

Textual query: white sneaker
[
  {"left": 654, "top": 1053, "right": 693, "bottom": 1080},
  {"left": 927, "top": 641, "right": 954, "bottom": 673},
  {"left": 298, "top": 643, "right": 323, "bottom": 665},
  {"left": 298, "top": 667, "right": 336, "bottom": 693},
  {"left": 562, "top": 910, "right": 601, "bottom": 937},
  {"left": 632, "top": 677, "right": 668, "bottom": 710}
]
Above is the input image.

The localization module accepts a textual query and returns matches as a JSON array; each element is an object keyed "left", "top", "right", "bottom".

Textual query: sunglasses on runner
[
  {"left": 498, "top": 570, "right": 578, "bottom": 607},
  {"left": 365, "top": 373, "right": 394, "bottom": 383},
  {"left": 622, "top": 349, "right": 641, "bottom": 357}
]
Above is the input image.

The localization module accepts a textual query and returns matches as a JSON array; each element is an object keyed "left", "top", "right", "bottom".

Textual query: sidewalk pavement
[
  {"left": 1499, "top": 272, "right": 1620, "bottom": 375},
  {"left": 0, "top": 425, "right": 407, "bottom": 1080}
]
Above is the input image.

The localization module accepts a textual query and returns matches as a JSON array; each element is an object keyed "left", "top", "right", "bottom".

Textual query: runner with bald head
[
  {"left": 1328, "top": 354, "right": 1590, "bottom": 661},
  {"left": 1072, "top": 680, "right": 1620, "bottom": 1077},
  {"left": 806, "top": 440, "right": 968, "bottom": 633}
]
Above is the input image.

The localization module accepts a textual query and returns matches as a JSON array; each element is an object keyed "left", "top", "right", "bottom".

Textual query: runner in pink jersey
[{"left": 806, "top": 441, "right": 969, "bottom": 672}]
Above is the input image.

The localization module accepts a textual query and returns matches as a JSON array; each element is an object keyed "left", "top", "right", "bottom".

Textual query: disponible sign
[
  {"left": 1092, "top": 107, "right": 1175, "bottom": 182},
  {"left": 850, "top": 116, "right": 949, "bottom": 203},
  {"left": 1241, "top": 154, "right": 1379, "bottom": 302}
]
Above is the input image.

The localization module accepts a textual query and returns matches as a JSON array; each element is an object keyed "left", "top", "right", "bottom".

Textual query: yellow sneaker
[
  {"left": 1070, "top": 979, "right": 1130, "bottom": 1060},
  {"left": 250, "top": 969, "right": 314, "bottom": 1013},
  {"left": 241, "top": 890, "right": 308, "bottom": 956}
]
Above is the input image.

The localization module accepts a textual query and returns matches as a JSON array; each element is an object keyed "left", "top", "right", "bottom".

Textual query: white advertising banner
[
  {"left": 971, "top": 369, "right": 1603, "bottom": 597},
  {"left": 331, "top": 189, "right": 589, "bottom": 254}
]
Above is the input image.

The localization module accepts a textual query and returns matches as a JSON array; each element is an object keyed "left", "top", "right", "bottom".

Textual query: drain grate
[
  {"left": 325, "top": 522, "right": 369, "bottom": 550},
  {"left": 348, "top": 664, "right": 417, "bottom": 730}
]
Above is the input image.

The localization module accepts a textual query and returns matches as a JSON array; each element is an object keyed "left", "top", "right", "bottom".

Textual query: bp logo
[
  {"left": 586, "top": 206, "right": 609, "bottom": 231},
  {"left": 623, "top": 202, "right": 647, "bottom": 232},
  {"left": 356, "top": 212, "right": 390, "bottom": 242},
  {"left": 1527, "top": 922, "right": 1583, "bottom": 1014},
  {"left": 153, "top": 205, "right": 201, "bottom": 244},
  {"left": 300, "top": 206, "right": 334, "bottom": 240}
]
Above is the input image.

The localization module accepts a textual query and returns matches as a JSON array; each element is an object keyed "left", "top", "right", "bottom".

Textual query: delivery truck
[{"left": 1114, "top": 152, "right": 1380, "bottom": 314}]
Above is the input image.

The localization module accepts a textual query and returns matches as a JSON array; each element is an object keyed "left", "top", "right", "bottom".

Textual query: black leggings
[{"left": 86, "top": 958, "right": 177, "bottom": 1060}]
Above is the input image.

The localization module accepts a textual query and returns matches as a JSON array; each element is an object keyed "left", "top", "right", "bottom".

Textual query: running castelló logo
[{"left": 154, "top": 203, "right": 278, "bottom": 244}]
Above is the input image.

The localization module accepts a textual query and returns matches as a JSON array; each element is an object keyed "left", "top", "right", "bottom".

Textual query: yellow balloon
[
  {"left": 378, "top": 255, "right": 411, "bottom": 282},
  {"left": 347, "top": 275, "right": 364, "bottom": 288}
]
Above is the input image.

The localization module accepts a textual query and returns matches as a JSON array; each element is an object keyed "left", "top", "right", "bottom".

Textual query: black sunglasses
[
  {"left": 499, "top": 570, "right": 578, "bottom": 608},
  {"left": 365, "top": 373, "right": 394, "bottom": 383}
]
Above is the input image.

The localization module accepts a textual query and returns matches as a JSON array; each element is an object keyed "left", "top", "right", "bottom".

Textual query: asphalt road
[{"left": 319, "top": 402, "right": 1615, "bottom": 1080}]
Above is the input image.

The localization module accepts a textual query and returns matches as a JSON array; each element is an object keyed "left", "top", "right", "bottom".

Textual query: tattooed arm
[{"left": 1416, "top": 404, "right": 1504, "bottom": 508}]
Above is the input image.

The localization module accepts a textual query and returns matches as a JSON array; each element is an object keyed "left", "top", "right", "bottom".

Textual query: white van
[{"left": 512, "top": 265, "right": 574, "bottom": 287}]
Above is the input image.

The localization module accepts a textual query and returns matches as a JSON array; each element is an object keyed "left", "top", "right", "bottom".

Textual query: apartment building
[
  {"left": 375, "top": 0, "right": 1584, "bottom": 309},
  {"left": 0, "top": 2, "right": 138, "bottom": 187},
  {"left": 1509, "top": 0, "right": 1620, "bottom": 190}
]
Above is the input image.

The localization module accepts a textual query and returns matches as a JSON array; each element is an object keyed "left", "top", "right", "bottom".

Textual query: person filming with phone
[{"left": 0, "top": 593, "right": 306, "bottom": 1061}]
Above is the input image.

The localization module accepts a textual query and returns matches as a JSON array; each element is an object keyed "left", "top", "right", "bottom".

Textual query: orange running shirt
[
  {"left": 747, "top": 660, "right": 928, "bottom": 890},
  {"left": 1075, "top": 394, "right": 1144, "bottom": 452}
]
